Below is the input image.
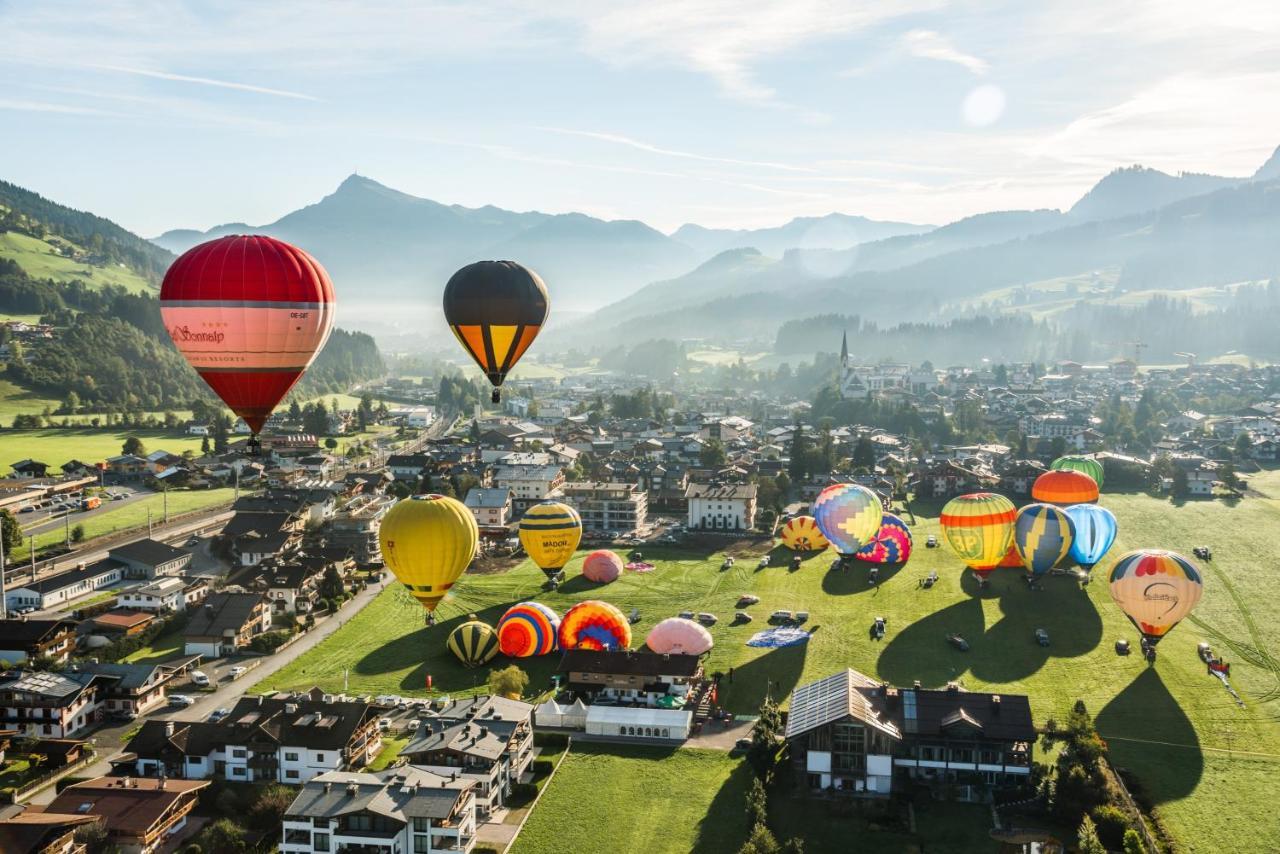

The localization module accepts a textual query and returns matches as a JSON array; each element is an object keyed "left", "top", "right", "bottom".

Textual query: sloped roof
[
  {"left": 784, "top": 669, "right": 901, "bottom": 741},
  {"left": 44, "top": 777, "right": 208, "bottom": 836}
]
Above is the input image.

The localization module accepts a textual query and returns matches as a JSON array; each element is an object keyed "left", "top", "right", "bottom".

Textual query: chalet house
[
  {"left": 254, "top": 560, "right": 325, "bottom": 615},
  {"left": 685, "top": 482, "right": 757, "bottom": 531},
  {"left": 90, "top": 610, "right": 156, "bottom": 637},
  {"left": 61, "top": 459, "right": 100, "bottom": 477},
  {"left": 490, "top": 464, "right": 565, "bottom": 514},
  {"left": 280, "top": 766, "right": 477, "bottom": 854},
  {"left": 0, "top": 669, "right": 115, "bottom": 737},
  {"left": 997, "top": 460, "right": 1048, "bottom": 496},
  {"left": 4, "top": 559, "right": 124, "bottom": 612},
  {"left": 784, "top": 669, "right": 1035, "bottom": 797},
  {"left": 41, "top": 776, "right": 209, "bottom": 854},
  {"left": 0, "top": 619, "right": 78, "bottom": 664},
  {"left": 399, "top": 695, "right": 534, "bottom": 820},
  {"left": 108, "top": 538, "right": 192, "bottom": 580},
  {"left": 0, "top": 810, "right": 101, "bottom": 853},
  {"left": 182, "top": 592, "right": 271, "bottom": 658},
  {"left": 327, "top": 494, "right": 395, "bottom": 565},
  {"left": 558, "top": 649, "right": 703, "bottom": 709},
  {"left": 9, "top": 459, "right": 50, "bottom": 478},
  {"left": 235, "top": 527, "right": 304, "bottom": 568},
  {"left": 104, "top": 454, "right": 150, "bottom": 483},
  {"left": 387, "top": 454, "right": 432, "bottom": 481},
  {"left": 912, "top": 461, "right": 996, "bottom": 500},
  {"left": 561, "top": 481, "right": 649, "bottom": 533},
  {"left": 122, "top": 689, "right": 383, "bottom": 785},
  {"left": 76, "top": 658, "right": 203, "bottom": 718},
  {"left": 119, "top": 576, "right": 209, "bottom": 613},
  {"left": 463, "top": 487, "right": 513, "bottom": 529}
]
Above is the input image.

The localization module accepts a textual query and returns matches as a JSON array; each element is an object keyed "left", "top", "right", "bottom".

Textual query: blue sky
[{"left": 3, "top": 0, "right": 1279, "bottom": 237}]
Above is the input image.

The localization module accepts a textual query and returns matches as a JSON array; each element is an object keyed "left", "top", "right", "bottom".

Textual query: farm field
[
  {"left": 0, "top": 231, "right": 156, "bottom": 293},
  {"left": 258, "top": 471, "right": 1280, "bottom": 852},
  {"left": 0, "top": 428, "right": 206, "bottom": 468}
]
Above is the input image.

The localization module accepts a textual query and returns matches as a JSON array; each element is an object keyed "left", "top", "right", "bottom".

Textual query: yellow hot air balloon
[
  {"left": 518, "top": 500, "right": 582, "bottom": 583},
  {"left": 1108, "top": 549, "right": 1204, "bottom": 645},
  {"left": 379, "top": 494, "right": 477, "bottom": 618},
  {"left": 940, "top": 493, "right": 1017, "bottom": 580}
]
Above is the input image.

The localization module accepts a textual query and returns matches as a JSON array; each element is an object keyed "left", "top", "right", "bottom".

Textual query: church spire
[{"left": 840, "top": 330, "right": 849, "bottom": 368}]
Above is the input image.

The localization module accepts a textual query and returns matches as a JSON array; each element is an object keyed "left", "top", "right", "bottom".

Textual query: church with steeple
[{"left": 838, "top": 331, "right": 933, "bottom": 397}]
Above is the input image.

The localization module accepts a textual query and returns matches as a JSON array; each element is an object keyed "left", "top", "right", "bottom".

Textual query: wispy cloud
[
  {"left": 535, "top": 126, "right": 814, "bottom": 172},
  {"left": 91, "top": 64, "right": 319, "bottom": 101},
  {"left": 0, "top": 97, "right": 124, "bottom": 117},
  {"left": 900, "top": 29, "right": 989, "bottom": 75}
]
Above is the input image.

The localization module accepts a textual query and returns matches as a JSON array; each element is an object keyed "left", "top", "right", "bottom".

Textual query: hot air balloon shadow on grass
[
  {"left": 378, "top": 494, "right": 478, "bottom": 626},
  {"left": 443, "top": 261, "right": 549, "bottom": 403},
  {"left": 518, "top": 501, "right": 582, "bottom": 587},
  {"left": 1108, "top": 549, "right": 1203, "bottom": 657},
  {"left": 940, "top": 493, "right": 1017, "bottom": 586},
  {"left": 160, "top": 235, "right": 336, "bottom": 454}
]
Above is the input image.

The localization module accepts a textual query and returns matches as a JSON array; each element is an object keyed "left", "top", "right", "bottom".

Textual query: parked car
[
  {"left": 926, "top": 535, "right": 938, "bottom": 548},
  {"left": 732, "top": 611, "right": 753, "bottom": 625},
  {"left": 871, "top": 617, "right": 886, "bottom": 639},
  {"left": 1034, "top": 628, "right": 1050, "bottom": 647},
  {"left": 946, "top": 633, "right": 970, "bottom": 652},
  {"left": 678, "top": 610, "right": 695, "bottom": 620},
  {"left": 697, "top": 612, "right": 718, "bottom": 627},
  {"left": 736, "top": 594, "right": 760, "bottom": 607},
  {"left": 732, "top": 738, "right": 753, "bottom": 752},
  {"left": 169, "top": 694, "right": 196, "bottom": 708},
  {"left": 769, "top": 610, "right": 795, "bottom": 624},
  {"left": 228, "top": 665, "right": 248, "bottom": 679},
  {"left": 1115, "top": 638, "right": 1131, "bottom": 655},
  {"left": 208, "top": 708, "right": 230, "bottom": 722},
  {"left": 377, "top": 718, "right": 392, "bottom": 732},
  {"left": 190, "top": 671, "right": 210, "bottom": 687},
  {"left": 406, "top": 718, "right": 422, "bottom": 731}
]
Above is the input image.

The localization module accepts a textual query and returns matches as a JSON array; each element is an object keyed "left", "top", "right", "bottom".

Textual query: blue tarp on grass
[{"left": 746, "top": 627, "right": 811, "bottom": 648}]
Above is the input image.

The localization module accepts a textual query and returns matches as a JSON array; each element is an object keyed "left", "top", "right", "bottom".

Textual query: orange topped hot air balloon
[
  {"left": 161, "top": 235, "right": 335, "bottom": 451},
  {"left": 443, "top": 261, "right": 548, "bottom": 403},
  {"left": 1032, "top": 469, "right": 1099, "bottom": 505}
]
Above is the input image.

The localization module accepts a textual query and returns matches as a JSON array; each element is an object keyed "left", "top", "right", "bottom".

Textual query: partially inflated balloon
[
  {"left": 855, "top": 513, "right": 913, "bottom": 565},
  {"left": 1051, "top": 455, "right": 1105, "bottom": 489},
  {"left": 160, "top": 235, "right": 335, "bottom": 435},
  {"left": 379, "top": 495, "right": 477, "bottom": 613},
  {"left": 443, "top": 261, "right": 548, "bottom": 403},
  {"left": 447, "top": 620, "right": 500, "bottom": 667},
  {"left": 646, "top": 618, "right": 713, "bottom": 655},
  {"left": 582, "top": 550, "right": 623, "bottom": 584},
  {"left": 497, "top": 602, "right": 560, "bottom": 657},
  {"left": 1032, "top": 470, "right": 1099, "bottom": 505},
  {"left": 1065, "top": 504, "right": 1118, "bottom": 571},
  {"left": 519, "top": 501, "right": 582, "bottom": 582},
  {"left": 940, "top": 493, "right": 1017, "bottom": 579},
  {"left": 1014, "top": 503, "right": 1075, "bottom": 577},
  {"left": 780, "top": 516, "right": 829, "bottom": 552},
  {"left": 1108, "top": 550, "right": 1203, "bottom": 644},
  {"left": 813, "top": 484, "right": 883, "bottom": 557},
  {"left": 558, "top": 600, "right": 631, "bottom": 651}
]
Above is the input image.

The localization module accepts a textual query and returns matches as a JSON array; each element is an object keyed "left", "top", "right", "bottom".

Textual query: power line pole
[{"left": 1, "top": 531, "right": 7, "bottom": 620}]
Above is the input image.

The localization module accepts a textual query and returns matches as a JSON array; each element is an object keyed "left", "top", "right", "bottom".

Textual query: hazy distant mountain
[
  {"left": 672, "top": 213, "right": 932, "bottom": 260},
  {"left": 151, "top": 223, "right": 253, "bottom": 254},
  {"left": 152, "top": 175, "right": 694, "bottom": 310},
  {"left": 1067, "top": 165, "right": 1237, "bottom": 222},
  {"left": 1254, "top": 145, "right": 1280, "bottom": 181}
]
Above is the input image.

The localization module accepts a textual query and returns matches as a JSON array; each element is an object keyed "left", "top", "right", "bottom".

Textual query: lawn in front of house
[
  {"left": 256, "top": 472, "right": 1280, "bottom": 853},
  {"left": 367, "top": 736, "right": 409, "bottom": 772},
  {"left": 121, "top": 627, "right": 186, "bottom": 664}
]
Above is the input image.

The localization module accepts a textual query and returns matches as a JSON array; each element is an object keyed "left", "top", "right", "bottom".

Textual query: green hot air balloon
[{"left": 1051, "top": 455, "right": 1104, "bottom": 489}]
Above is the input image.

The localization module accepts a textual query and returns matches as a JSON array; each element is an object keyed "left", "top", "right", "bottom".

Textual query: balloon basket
[{"left": 491, "top": 389, "right": 501, "bottom": 404}]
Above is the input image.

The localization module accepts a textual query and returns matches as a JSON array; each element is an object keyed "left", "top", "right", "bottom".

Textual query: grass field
[
  {"left": 122, "top": 627, "right": 185, "bottom": 665},
  {"left": 0, "top": 428, "right": 206, "bottom": 468},
  {"left": 0, "top": 231, "right": 156, "bottom": 293},
  {"left": 0, "top": 379, "right": 62, "bottom": 425},
  {"left": 258, "top": 472, "right": 1280, "bottom": 852},
  {"left": 13, "top": 487, "right": 237, "bottom": 560}
]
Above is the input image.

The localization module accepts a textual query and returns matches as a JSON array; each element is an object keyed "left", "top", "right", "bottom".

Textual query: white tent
[
  {"left": 534, "top": 698, "right": 589, "bottom": 730},
  {"left": 585, "top": 705, "right": 692, "bottom": 741}
]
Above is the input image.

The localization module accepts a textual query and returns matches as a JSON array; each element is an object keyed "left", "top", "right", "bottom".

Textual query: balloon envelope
[
  {"left": 1032, "top": 470, "right": 1099, "bottom": 505},
  {"left": 443, "top": 260, "right": 548, "bottom": 398},
  {"left": 497, "top": 602, "right": 560, "bottom": 657},
  {"left": 518, "top": 501, "right": 582, "bottom": 579},
  {"left": 813, "top": 484, "right": 883, "bottom": 556},
  {"left": 1013, "top": 503, "right": 1076, "bottom": 577},
  {"left": 160, "top": 235, "right": 335, "bottom": 433},
  {"left": 582, "top": 550, "right": 624, "bottom": 584},
  {"left": 1065, "top": 504, "right": 1118, "bottom": 569},
  {"left": 558, "top": 600, "right": 631, "bottom": 651},
  {"left": 1108, "top": 550, "right": 1203, "bottom": 643},
  {"left": 940, "top": 493, "right": 1017, "bottom": 577},
  {"left": 447, "top": 620, "right": 500, "bottom": 667},
  {"left": 855, "top": 513, "right": 913, "bottom": 565},
  {"left": 646, "top": 617, "right": 714, "bottom": 655},
  {"left": 780, "top": 515, "right": 828, "bottom": 552},
  {"left": 1051, "top": 455, "right": 1105, "bottom": 488},
  {"left": 379, "top": 495, "right": 477, "bottom": 613}
]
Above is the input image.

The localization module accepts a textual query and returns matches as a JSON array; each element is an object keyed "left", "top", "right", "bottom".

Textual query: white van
[{"left": 190, "top": 671, "right": 210, "bottom": 687}]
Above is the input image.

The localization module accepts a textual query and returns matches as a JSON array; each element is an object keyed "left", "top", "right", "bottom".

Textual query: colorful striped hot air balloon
[
  {"left": 447, "top": 620, "right": 500, "bottom": 667},
  {"left": 940, "top": 493, "right": 1017, "bottom": 580},
  {"left": 1109, "top": 550, "right": 1203, "bottom": 645},
  {"left": 496, "top": 602, "right": 561, "bottom": 657},
  {"left": 1013, "top": 503, "right": 1076, "bottom": 577},
  {"left": 813, "top": 484, "right": 883, "bottom": 558},
  {"left": 558, "top": 600, "right": 631, "bottom": 651},
  {"left": 780, "top": 515, "right": 829, "bottom": 552},
  {"left": 1051, "top": 455, "right": 1105, "bottom": 488},
  {"left": 379, "top": 495, "right": 477, "bottom": 617},
  {"left": 1065, "top": 504, "right": 1118, "bottom": 572},
  {"left": 855, "top": 513, "right": 913, "bottom": 565},
  {"left": 646, "top": 617, "right": 714, "bottom": 655},
  {"left": 519, "top": 501, "right": 582, "bottom": 583},
  {"left": 582, "top": 550, "right": 624, "bottom": 584},
  {"left": 1032, "top": 470, "right": 1099, "bottom": 505},
  {"left": 443, "top": 261, "right": 549, "bottom": 403},
  {"left": 160, "top": 235, "right": 336, "bottom": 446}
]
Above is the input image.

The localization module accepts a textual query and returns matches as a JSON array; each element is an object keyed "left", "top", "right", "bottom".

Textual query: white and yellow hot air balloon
[
  {"left": 1108, "top": 549, "right": 1204, "bottom": 645},
  {"left": 379, "top": 494, "right": 477, "bottom": 619}
]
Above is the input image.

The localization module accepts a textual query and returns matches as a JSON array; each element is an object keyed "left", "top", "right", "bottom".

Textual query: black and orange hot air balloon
[
  {"left": 443, "top": 261, "right": 548, "bottom": 403},
  {"left": 161, "top": 235, "right": 335, "bottom": 451}
]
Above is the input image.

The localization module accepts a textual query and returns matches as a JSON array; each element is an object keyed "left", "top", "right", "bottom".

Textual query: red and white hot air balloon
[{"left": 160, "top": 235, "right": 335, "bottom": 447}]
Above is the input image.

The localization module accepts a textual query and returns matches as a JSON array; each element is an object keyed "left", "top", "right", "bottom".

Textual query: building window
[
  {"left": 414, "top": 838, "right": 432, "bottom": 853},
  {"left": 285, "top": 752, "right": 299, "bottom": 761},
  {"left": 286, "top": 770, "right": 299, "bottom": 780},
  {"left": 284, "top": 828, "right": 310, "bottom": 844},
  {"left": 232, "top": 748, "right": 247, "bottom": 759},
  {"left": 313, "top": 832, "right": 331, "bottom": 851},
  {"left": 315, "top": 752, "right": 325, "bottom": 762}
]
